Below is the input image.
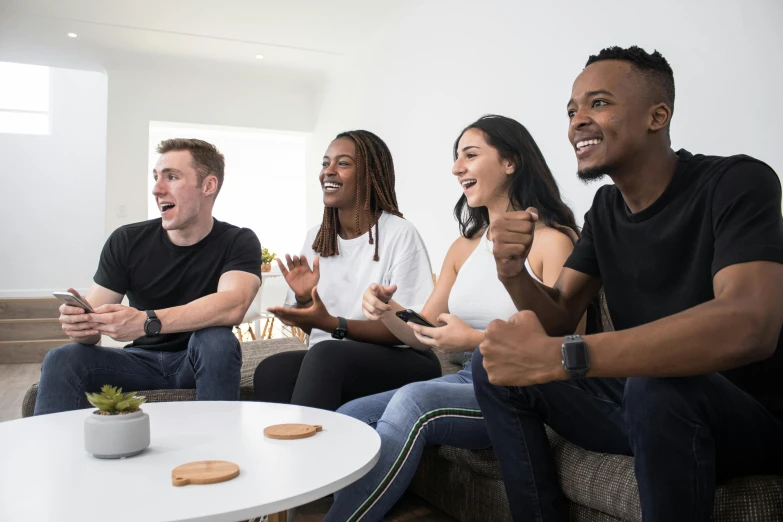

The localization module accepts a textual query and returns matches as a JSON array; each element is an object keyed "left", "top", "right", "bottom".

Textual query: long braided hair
[{"left": 312, "top": 130, "right": 403, "bottom": 261}]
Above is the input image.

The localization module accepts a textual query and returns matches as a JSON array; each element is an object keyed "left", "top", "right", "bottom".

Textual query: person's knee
[
  {"left": 189, "top": 327, "right": 240, "bottom": 359},
  {"left": 383, "top": 382, "right": 434, "bottom": 426},
  {"left": 304, "top": 340, "right": 343, "bottom": 364},
  {"left": 41, "top": 343, "right": 91, "bottom": 373},
  {"left": 337, "top": 397, "right": 380, "bottom": 425},
  {"left": 336, "top": 397, "right": 364, "bottom": 418},
  {"left": 624, "top": 377, "right": 704, "bottom": 430},
  {"left": 253, "top": 351, "right": 291, "bottom": 388},
  {"left": 298, "top": 340, "right": 347, "bottom": 377}
]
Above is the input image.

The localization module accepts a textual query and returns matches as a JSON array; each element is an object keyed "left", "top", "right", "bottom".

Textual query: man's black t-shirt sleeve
[
  {"left": 222, "top": 228, "right": 262, "bottom": 279},
  {"left": 94, "top": 228, "right": 130, "bottom": 295},
  {"left": 711, "top": 161, "right": 783, "bottom": 276},
  {"left": 564, "top": 191, "right": 603, "bottom": 278}
]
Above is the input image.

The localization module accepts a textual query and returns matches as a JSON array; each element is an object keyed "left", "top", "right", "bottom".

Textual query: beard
[{"left": 577, "top": 165, "right": 609, "bottom": 183}]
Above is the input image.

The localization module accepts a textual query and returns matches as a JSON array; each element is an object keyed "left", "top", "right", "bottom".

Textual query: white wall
[
  {"left": 106, "top": 60, "right": 320, "bottom": 235},
  {"left": 0, "top": 67, "right": 107, "bottom": 297},
  {"left": 308, "top": 0, "right": 783, "bottom": 270},
  {"left": 147, "top": 122, "right": 308, "bottom": 258}
]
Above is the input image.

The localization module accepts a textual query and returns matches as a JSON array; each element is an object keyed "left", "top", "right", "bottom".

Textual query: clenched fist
[
  {"left": 479, "top": 310, "right": 567, "bottom": 386},
  {"left": 489, "top": 207, "right": 539, "bottom": 281}
]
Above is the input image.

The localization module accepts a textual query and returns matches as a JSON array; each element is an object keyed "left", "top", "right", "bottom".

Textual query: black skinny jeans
[{"left": 253, "top": 339, "right": 442, "bottom": 411}]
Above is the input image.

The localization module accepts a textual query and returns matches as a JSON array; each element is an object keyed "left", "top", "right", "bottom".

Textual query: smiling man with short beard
[{"left": 474, "top": 46, "right": 783, "bottom": 521}]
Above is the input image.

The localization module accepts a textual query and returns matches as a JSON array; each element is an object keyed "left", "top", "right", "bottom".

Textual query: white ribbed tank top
[{"left": 447, "top": 229, "right": 542, "bottom": 332}]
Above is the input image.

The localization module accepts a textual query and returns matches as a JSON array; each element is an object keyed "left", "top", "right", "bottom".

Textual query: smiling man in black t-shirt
[
  {"left": 34, "top": 139, "right": 261, "bottom": 415},
  {"left": 472, "top": 47, "right": 783, "bottom": 520}
]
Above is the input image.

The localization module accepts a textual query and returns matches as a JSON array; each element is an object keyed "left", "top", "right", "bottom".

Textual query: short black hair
[{"left": 586, "top": 46, "right": 675, "bottom": 114}]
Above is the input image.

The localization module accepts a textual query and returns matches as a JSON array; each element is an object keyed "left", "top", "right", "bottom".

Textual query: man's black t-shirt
[
  {"left": 565, "top": 150, "right": 783, "bottom": 416},
  {"left": 94, "top": 218, "right": 261, "bottom": 352}
]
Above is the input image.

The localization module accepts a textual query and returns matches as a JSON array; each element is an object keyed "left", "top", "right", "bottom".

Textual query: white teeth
[
  {"left": 323, "top": 182, "right": 342, "bottom": 189},
  {"left": 576, "top": 139, "right": 602, "bottom": 150},
  {"left": 161, "top": 204, "right": 174, "bottom": 211},
  {"left": 461, "top": 179, "right": 477, "bottom": 187}
]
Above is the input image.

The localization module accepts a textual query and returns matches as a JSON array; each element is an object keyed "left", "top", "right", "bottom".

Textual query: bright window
[
  {"left": 0, "top": 62, "right": 50, "bottom": 135},
  {"left": 148, "top": 122, "right": 308, "bottom": 260}
]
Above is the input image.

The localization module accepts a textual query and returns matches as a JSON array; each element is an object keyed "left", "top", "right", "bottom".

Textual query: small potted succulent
[
  {"left": 84, "top": 385, "right": 150, "bottom": 459},
  {"left": 261, "top": 247, "right": 277, "bottom": 273}
]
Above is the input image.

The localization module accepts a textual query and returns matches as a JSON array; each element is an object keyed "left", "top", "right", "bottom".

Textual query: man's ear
[
  {"left": 202, "top": 174, "right": 218, "bottom": 197},
  {"left": 649, "top": 102, "right": 672, "bottom": 132}
]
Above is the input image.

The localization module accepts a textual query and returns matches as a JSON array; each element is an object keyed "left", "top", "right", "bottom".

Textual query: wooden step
[
  {"left": 0, "top": 298, "right": 61, "bottom": 320},
  {"left": 0, "top": 319, "right": 69, "bottom": 342},
  {"left": 0, "top": 339, "right": 65, "bottom": 364}
]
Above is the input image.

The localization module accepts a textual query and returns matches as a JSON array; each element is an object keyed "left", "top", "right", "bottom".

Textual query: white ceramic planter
[{"left": 84, "top": 409, "right": 150, "bottom": 459}]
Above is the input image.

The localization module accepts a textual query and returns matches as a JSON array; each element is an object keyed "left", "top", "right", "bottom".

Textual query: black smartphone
[{"left": 396, "top": 309, "right": 436, "bottom": 328}]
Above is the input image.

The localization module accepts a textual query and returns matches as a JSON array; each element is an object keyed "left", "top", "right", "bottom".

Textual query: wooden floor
[{"left": 0, "top": 363, "right": 40, "bottom": 422}]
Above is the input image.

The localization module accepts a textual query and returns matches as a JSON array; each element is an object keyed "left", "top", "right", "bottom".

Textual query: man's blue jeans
[
  {"left": 471, "top": 350, "right": 783, "bottom": 521},
  {"left": 325, "top": 361, "right": 491, "bottom": 522},
  {"left": 34, "top": 327, "right": 242, "bottom": 415}
]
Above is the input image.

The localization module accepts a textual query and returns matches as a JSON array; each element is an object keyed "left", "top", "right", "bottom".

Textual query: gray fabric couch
[{"left": 22, "top": 337, "right": 783, "bottom": 521}]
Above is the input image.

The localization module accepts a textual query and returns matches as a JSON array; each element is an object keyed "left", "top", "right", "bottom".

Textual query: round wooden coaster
[
  {"left": 264, "top": 423, "right": 323, "bottom": 440},
  {"left": 171, "top": 460, "right": 240, "bottom": 487}
]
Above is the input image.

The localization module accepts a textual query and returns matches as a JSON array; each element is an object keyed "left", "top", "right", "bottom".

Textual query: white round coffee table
[{"left": 0, "top": 401, "right": 381, "bottom": 522}]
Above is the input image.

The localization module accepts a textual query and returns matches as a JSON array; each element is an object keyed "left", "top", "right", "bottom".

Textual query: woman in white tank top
[{"left": 324, "top": 115, "right": 583, "bottom": 522}]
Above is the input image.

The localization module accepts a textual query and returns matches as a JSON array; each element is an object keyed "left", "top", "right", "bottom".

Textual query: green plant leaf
[
  {"left": 87, "top": 385, "right": 146, "bottom": 413},
  {"left": 261, "top": 247, "right": 277, "bottom": 263}
]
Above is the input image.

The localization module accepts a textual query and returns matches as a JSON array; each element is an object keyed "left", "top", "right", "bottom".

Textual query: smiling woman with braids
[{"left": 253, "top": 130, "right": 441, "bottom": 410}]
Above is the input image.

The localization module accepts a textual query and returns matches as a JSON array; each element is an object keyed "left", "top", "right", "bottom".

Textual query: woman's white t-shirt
[{"left": 286, "top": 212, "right": 434, "bottom": 347}]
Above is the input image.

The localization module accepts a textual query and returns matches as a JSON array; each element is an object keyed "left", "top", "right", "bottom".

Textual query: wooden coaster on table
[
  {"left": 264, "top": 423, "right": 323, "bottom": 440},
  {"left": 171, "top": 460, "right": 240, "bottom": 487}
]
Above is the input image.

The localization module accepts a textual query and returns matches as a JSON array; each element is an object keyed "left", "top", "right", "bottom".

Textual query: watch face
[
  {"left": 563, "top": 341, "right": 589, "bottom": 370},
  {"left": 146, "top": 319, "right": 162, "bottom": 336},
  {"left": 332, "top": 329, "right": 346, "bottom": 340}
]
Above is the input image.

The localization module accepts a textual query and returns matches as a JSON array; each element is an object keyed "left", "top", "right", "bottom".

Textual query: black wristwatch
[
  {"left": 144, "top": 310, "right": 162, "bottom": 336},
  {"left": 561, "top": 334, "right": 590, "bottom": 379},
  {"left": 332, "top": 316, "right": 348, "bottom": 340}
]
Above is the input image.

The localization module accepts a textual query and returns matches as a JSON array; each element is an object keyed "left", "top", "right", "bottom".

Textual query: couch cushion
[
  {"left": 435, "top": 350, "right": 463, "bottom": 376},
  {"left": 435, "top": 427, "right": 783, "bottom": 521},
  {"left": 238, "top": 338, "right": 307, "bottom": 389}
]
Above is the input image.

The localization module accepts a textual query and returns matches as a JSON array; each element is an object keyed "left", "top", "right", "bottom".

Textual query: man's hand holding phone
[
  {"left": 490, "top": 206, "right": 539, "bottom": 281},
  {"left": 87, "top": 304, "right": 147, "bottom": 342},
  {"left": 56, "top": 288, "right": 100, "bottom": 341}
]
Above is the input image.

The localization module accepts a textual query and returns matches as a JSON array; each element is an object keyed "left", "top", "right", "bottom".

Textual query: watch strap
[{"left": 332, "top": 316, "right": 348, "bottom": 340}]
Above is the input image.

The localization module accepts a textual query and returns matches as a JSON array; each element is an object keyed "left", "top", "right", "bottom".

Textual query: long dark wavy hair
[{"left": 453, "top": 114, "right": 579, "bottom": 241}]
